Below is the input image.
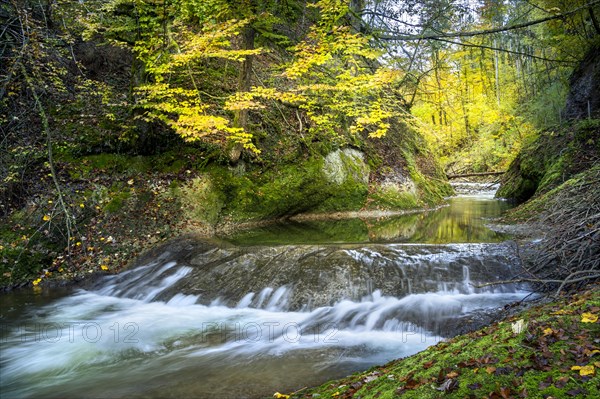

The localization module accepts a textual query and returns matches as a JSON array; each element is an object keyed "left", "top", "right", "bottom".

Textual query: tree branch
[
  {"left": 20, "top": 61, "right": 74, "bottom": 255},
  {"left": 433, "top": 38, "right": 578, "bottom": 65},
  {"left": 473, "top": 272, "right": 600, "bottom": 293},
  {"left": 375, "top": 0, "right": 600, "bottom": 41}
]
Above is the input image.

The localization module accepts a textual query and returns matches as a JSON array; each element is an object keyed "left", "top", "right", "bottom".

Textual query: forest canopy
[{"left": 2, "top": 0, "right": 598, "bottom": 167}]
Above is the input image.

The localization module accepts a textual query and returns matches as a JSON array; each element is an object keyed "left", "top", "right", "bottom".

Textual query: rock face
[
  {"left": 92, "top": 237, "right": 523, "bottom": 311},
  {"left": 564, "top": 44, "right": 600, "bottom": 120},
  {"left": 323, "top": 148, "right": 370, "bottom": 185},
  {"left": 497, "top": 45, "right": 600, "bottom": 203}
]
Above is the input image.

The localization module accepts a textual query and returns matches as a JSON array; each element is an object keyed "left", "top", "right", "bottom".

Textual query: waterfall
[{"left": 0, "top": 240, "right": 529, "bottom": 399}]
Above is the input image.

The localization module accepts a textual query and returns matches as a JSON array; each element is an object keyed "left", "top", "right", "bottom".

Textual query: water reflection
[{"left": 224, "top": 196, "right": 511, "bottom": 245}]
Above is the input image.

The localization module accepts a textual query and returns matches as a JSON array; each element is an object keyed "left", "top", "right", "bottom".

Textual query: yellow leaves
[
  {"left": 351, "top": 102, "right": 395, "bottom": 138},
  {"left": 278, "top": 20, "right": 400, "bottom": 141},
  {"left": 225, "top": 92, "right": 266, "bottom": 111},
  {"left": 32, "top": 278, "right": 42, "bottom": 286},
  {"left": 43, "top": 215, "right": 51, "bottom": 221},
  {"left": 137, "top": 81, "right": 259, "bottom": 151},
  {"left": 542, "top": 327, "right": 554, "bottom": 336},
  {"left": 581, "top": 313, "right": 598, "bottom": 323},
  {"left": 100, "top": 265, "right": 109, "bottom": 271},
  {"left": 571, "top": 365, "right": 595, "bottom": 376},
  {"left": 551, "top": 309, "right": 573, "bottom": 315},
  {"left": 585, "top": 349, "right": 600, "bottom": 357},
  {"left": 226, "top": 128, "right": 261, "bottom": 154},
  {"left": 273, "top": 393, "right": 289, "bottom": 399}
]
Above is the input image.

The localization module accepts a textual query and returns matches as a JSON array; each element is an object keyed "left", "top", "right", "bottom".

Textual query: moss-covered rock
[
  {"left": 496, "top": 154, "right": 544, "bottom": 202},
  {"left": 175, "top": 176, "right": 225, "bottom": 226},
  {"left": 369, "top": 183, "right": 419, "bottom": 209},
  {"left": 174, "top": 137, "right": 449, "bottom": 226},
  {"left": 323, "top": 148, "right": 370, "bottom": 185}
]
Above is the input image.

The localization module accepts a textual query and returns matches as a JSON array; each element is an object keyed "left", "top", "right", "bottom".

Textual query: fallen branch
[
  {"left": 473, "top": 271, "right": 600, "bottom": 295},
  {"left": 447, "top": 171, "right": 505, "bottom": 179}
]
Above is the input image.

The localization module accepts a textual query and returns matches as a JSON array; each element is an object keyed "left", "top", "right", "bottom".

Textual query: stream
[{"left": 0, "top": 184, "right": 529, "bottom": 399}]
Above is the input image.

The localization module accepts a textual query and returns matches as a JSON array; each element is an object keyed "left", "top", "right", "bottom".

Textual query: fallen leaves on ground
[
  {"left": 581, "top": 312, "right": 598, "bottom": 323},
  {"left": 571, "top": 364, "right": 596, "bottom": 376}
]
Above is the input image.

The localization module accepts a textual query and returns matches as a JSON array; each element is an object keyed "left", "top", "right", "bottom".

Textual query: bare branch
[
  {"left": 375, "top": 0, "right": 600, "bottom": 41},
  {"left": 433, "top": 38, "right": 578, "bottom": 65}
]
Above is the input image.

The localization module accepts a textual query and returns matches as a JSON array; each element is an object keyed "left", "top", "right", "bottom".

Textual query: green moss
[
  {"left": 318, "top": 178, "right": 368, "bottom": 212},
  {"left": 369, "top": 186, "right": 420, "bottom": 209},
  {"left": 59, "top": 147, "right": 219, "bottom": 180},
  {"left": 412, "top": 172, "right": 453, "bottom": 205},
  {"left": 498, "top": 119, "right": 600, "bottom": 202},
  {"left": 230, "top": 159, "right": 332, "bottom": 220},
  {"left": 505, "top": 165, "right": 597, "bottom": 221},
  {"left": 174, "top": 175, "right": 225, "bottom": 226},
  {"left": 104, "top": 188, "right": 132, "bottom": 214},
  {"left": 204, "top": 155, "right": 371, "bottom": 222},
  {"left": 537, "top": 154, "right": 567, "bottom": 193}
]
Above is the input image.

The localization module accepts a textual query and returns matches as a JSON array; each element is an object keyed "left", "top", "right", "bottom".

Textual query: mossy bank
[{"left": 0, "top": 121, "right": 451, "bottom": 290}]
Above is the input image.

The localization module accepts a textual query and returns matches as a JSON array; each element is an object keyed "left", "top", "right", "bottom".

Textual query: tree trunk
[
  {"left": 589, "top": 6, "right": 600, "bottom": 34},
  {"left": 494, "top": 38, "right": 501, "bottom": 106},
  {"left": 229, "top": 26, "right": 255, "bottom": 163},
  {"left": 349, "top": 0, "right": 365, "bottom": 33}
]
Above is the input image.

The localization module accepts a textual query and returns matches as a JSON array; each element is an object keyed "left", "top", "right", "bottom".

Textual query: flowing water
[{"left": 0, "top": 185, "right": 529, "bottom": 399}]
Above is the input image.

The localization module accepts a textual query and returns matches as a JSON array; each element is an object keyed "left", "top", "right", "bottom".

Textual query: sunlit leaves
[
  {"left": 581, "top": 313, "right": 599, "bottom": 323},
  {"left": 132, "top": 17, "right": 264, "bottom": 153},
  {"left": 167, "top": 20, "right": 262, "bottom": 69},
  {"left": 283, "top": 25, "right": 381, "bottom": 80},
  {"left": 224, "top": 0, "right": 402, "bottom": 144}
]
